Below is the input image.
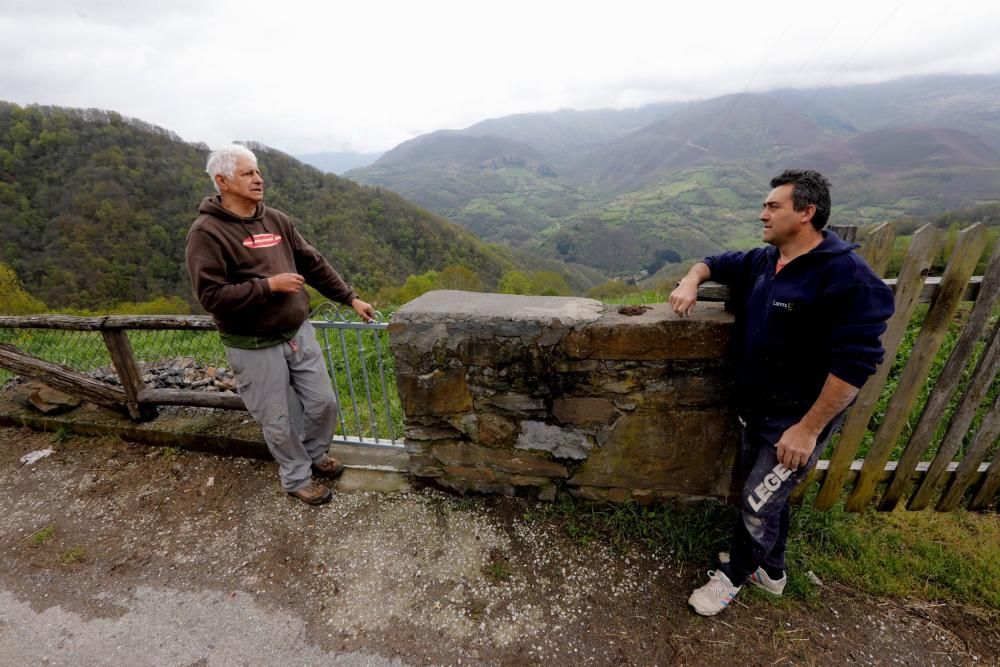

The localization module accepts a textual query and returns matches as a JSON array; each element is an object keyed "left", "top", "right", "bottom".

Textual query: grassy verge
[
  {"left": 526, "top": 493, "right": 1000, "bottom": 612},
  {"left": 788, "top": 495, "right": 1000, "bottom": 609}
]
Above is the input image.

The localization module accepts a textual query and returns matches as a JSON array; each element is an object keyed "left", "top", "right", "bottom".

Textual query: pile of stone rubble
[{"left": 88, "top": 357, "right": 238, "bottom": 392}]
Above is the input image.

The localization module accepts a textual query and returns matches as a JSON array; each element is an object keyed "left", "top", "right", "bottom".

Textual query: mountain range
[
  {"left": 3, "top": 74, "right": 998, "bottom": 310},
  {"left": 347, "top": 74, "right": 1000, "bottom": 275}
]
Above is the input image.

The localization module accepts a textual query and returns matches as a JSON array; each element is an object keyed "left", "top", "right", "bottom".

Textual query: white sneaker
[
  {"left": 749, "top": 567, "right": 787, "bottom": 596},
  {"left": 688, "top": 570, "right": 741, "bottom": 616},
  {"left": 718, "top": 551, "right": 786, "bottom": 596}
]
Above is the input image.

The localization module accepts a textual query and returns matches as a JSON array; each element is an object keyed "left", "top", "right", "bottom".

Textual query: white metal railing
[{"left": 310, "top": 303, "right": 402, "bottom": 449}]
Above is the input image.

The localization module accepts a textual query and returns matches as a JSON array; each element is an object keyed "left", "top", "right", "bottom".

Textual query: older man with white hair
[{"left": 185, "top": 143, "right": 374, "bottom": 505}]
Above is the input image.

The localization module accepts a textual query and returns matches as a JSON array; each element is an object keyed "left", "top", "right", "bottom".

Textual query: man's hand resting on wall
[{"left": 669, "top": 279, "right": 700, "bottom": 317}]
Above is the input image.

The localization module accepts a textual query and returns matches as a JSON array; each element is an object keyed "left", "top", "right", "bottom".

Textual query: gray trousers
[{"left": 225, "top": 321, "right": 339, "bottom": 492}]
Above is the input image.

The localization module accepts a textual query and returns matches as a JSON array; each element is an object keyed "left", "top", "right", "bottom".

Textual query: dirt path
[{"left": 2, "top": 426, "right": 997, "bottom": 666}]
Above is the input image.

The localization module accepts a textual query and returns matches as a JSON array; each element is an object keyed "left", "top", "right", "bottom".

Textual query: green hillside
[
  {"left": 546, "top": 157, "right": 1000, "bottom": 275},
  {"left": 0, "top": 102, "right": 600, "bottom": 310},
  {"left": 349, "top": 75, "right": 1000, "bottom": 276},
  {"left": 352, "top": 131, "right": 595, "bottom": 244},
  {"left": 543, "top": 166, "right": 763, "bottom": 273}
]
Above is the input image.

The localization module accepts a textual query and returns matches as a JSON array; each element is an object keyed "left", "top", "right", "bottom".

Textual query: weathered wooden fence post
[
  {"left": 813, "top": 222, "right": 931, "bottom": 510},
  {"left": 856, "top": 221, "right": 896, "bottom": 276},
  {"left": 938, "top": 388, "right": 1000, "bottom": 511},
  {"left": 101, "top": 329, "right": 159, "bottom": 421},
  {"left": 970, "top": 415, "right": 1000, "bottom": 511},
  {"left": 846, "top": 223, "right": 987, "bottom": 512},
  {"left": 828, "top": 224, "right": 858, "bottom": 243},
  {"left": 880, "top": 241, "right": 1000, "bottom": 510}
]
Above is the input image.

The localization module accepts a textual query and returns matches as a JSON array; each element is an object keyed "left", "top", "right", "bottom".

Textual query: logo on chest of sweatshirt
[
  {"left": 771, "top": 300, "right": 796, "bottom": 312},
  {"left": 242, "top": 233, "right": 283, "bottom": 248}
]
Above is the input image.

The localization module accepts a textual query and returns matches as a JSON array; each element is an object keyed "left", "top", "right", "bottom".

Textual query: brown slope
[
  {"left": 572, "top": 93, "right": 827, "bottom": 193},
  {"left": 459, "top": 103, "right": 683, "bottom": 169},
  {"left": 372, "top": 130, "right": 553, "bottom": 171},
  {"left": 796, "top": 127, "right": 1000, "bottom": 174}
]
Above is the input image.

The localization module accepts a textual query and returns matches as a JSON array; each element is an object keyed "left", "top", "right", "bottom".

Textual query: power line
[
  {"left": 805, "top": 2, "right": 906, "bottom": 106},
  {"left": 772, "top": 14, "right": 848, "bottom": 103}
]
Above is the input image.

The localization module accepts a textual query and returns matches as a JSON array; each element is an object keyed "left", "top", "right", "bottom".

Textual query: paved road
[{"left": 1, "top": 587, "right": 407, "bottom": 666}]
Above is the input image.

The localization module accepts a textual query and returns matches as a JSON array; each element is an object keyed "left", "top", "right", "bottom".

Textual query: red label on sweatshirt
[{"left": 242, "top": 233, "right": 282, "bottom": 248}]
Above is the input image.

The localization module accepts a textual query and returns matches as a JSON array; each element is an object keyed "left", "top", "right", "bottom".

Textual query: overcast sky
[{"left": 2, "top": 0, "right": 999, "bottom": 154}]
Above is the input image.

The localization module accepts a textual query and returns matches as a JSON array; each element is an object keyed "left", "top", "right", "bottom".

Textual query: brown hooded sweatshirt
[{"left": 185, "top": 196, "right": 356, "bottom": 336}]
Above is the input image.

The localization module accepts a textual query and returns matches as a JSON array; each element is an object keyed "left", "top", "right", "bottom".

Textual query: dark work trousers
[{"left": 722, "top": 412, "right": 845, "bottom": 586}]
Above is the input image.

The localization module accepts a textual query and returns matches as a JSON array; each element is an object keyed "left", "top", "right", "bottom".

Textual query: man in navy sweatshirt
[{"left": 669, "top": 169, "right": 894, "bottom": 616}]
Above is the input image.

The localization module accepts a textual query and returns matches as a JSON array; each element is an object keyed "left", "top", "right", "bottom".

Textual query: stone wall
[{"left": 389, "top": 290, "right": 739, "bottom": 503}]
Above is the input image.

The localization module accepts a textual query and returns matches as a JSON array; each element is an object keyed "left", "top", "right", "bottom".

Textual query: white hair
[{"left": 206, "top": 144, "right": 258, "bottom": 193}]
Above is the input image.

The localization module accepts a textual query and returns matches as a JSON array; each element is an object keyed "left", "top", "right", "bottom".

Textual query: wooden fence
[
  {"left": 804, "top": 222, "right": 998, "bottom": 512},
  {"left": 0, "top": 315, "right": 235, "bottom": 421},
  {"left": 0, "top": 310, "right": 403, "bottom": 447},
  {"left": 699, "top": 222, "right": 998, "bottom": 512}
]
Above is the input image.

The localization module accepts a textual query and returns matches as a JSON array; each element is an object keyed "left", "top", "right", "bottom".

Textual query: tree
[
  {"left": 437, "top": 265, "right": 483, "bottom": 292},
  {"left": 108, "top": 296, "right": 191, "bottom": 315},
  {"left": 0, "top": 263, "right": 46, "bottom": 314},
  {"left": 397, "top": 270, "right": 441, "bottom": 304},
  {"left": 527, "top": 271, "right": 571, "bottom": 296},
  {"left": 498, "top": 269, "right": 570, "bottom": 296},
  {"left": 0, "top": 102, "right": 540, "bottom": 310},
  {"left": 499, "top": 270, "right": 531, "bottom": 294}
]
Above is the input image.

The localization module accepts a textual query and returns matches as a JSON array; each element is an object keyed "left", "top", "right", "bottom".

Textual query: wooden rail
[
  {"left": 0, "top": 343, "right": 132, "bottom": 416},
  {"left": 0, "top": 315, "right": 236, "bottom": 420},
  {"left": 0, "top": 315, "right": 215, "bottom": 330}
]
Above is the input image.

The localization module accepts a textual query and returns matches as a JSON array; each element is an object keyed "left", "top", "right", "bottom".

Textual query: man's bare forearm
[
  {"left": 680, "top": 262, "right": 711, "bottom": 287},
  {"left": 799, "top": 374, "right": 859, "bottom": 436},
  {"left": 775, "top": 373, "right": 860, "bottom": 469}
]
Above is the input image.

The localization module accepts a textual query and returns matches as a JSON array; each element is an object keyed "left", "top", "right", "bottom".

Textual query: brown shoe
[
  {"left": 288, "top": 480, "right": 332, "bottom": 505},
  {"left": 312, "top": 456, "right": 345, "bottom": 479}
]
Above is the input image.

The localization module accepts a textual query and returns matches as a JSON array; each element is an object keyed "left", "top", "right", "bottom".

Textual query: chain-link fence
[
  {"left": 0, "top": 305, "right": 403, "bottom": 445},
  {"left": 0, "top": 327, "right": 112, "bottom": 381},
  {"left": 127, "top": 329, "right": 228, "bottom": 368}
]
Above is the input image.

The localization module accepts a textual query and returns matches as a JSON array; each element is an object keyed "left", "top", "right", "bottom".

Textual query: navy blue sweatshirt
[{"left": 704, "top": 231, "right": 895, "bottom": 418}]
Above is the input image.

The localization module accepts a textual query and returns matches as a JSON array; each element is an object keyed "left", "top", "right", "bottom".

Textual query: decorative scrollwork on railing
[{"left": 309, "top": 302, "right": 386, "bottom": 325}]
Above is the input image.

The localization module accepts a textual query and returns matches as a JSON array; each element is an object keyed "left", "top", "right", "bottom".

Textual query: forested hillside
[
  {"left": 0, "top": 102, "right": 598, "bottom": 310},
  {"left": 355, "top": 130, "right": 590, "bottom": 243}
]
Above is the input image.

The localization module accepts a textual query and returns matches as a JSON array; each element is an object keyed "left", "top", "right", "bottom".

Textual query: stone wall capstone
[{"left": 389, "top": 291, "right": 739, "bottom": 503}]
